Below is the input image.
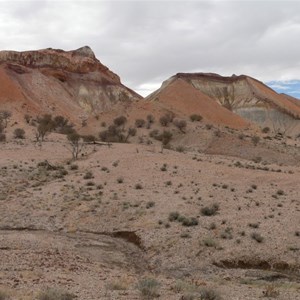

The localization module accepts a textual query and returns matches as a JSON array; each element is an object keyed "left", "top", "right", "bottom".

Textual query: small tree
[
  {"left": 113, "top": 116, "right": 127, "bottom": 128},
  {"left": 174, "top": 119, "right": 187, "bottom": 133},
  {"left": 35, "top": 114, "right": 56, "bottom": 141},
  {"left": 146, "top": 114, "right": 155, "bottom": 128},
  {"left": 67, "top": 132, "right": 84, "bottom": 160},
  {"left": 262, "top": 126, "right": 270, "bottom": 134},
  {"left": 14, "top": 128, "right": 25, "bottom": 139},
  {"left": 159, "top": 130, "right": 173, "bottom": 152},
  {"left": 0, "top": 110, "right": 12, "bottom": 128},
  {"left": 53, "top": 115, "right": 74, "bottom": 134},
  {"left": 190, "top": 114, "right": 202, "bottom": 122},
  {"left": 159, "top": 112, "right": 174, "bottom": 127}
]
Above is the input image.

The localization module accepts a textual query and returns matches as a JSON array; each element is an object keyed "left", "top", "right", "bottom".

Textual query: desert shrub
[
  {"left": 149, "top": 129, "right": 160, "bottom": 140},
  {"left": 277, "top": 189, "right": 284, "bottom": 196},
  {"left": 113, "top": 115, "right": 127, "bottom": 127},
  {"left": 262, "top": 284, "right": 280, "bottom": 298},
  {"left": 0, "top": 133, "right": 6, "bottom": 142},
  {"left": 203, "top": 237, "right": 217, "bottom": 248},
  {"left": 99, "top": 125, "right": 125, "bottom": 143},
  {"left": 0, "top": 110, "right": 12, "bottom": 128},
  {"left": 106, "top": 280, "right": 127, "bottom": 291},
  {"left": 37, "top": 288, "right": 75, "bottom": 300},
  {"left": 205, "top": 124, "right": 213, "bottom": 130},
  {"left": 251, "top": 135, "right": 260, "bottom": 146},
  {"left": 117, "top": 177, "right": 124, "bottom": 183},
  {"left": 169, "top": 211, "right": 180, "bottom": 221},
  {"left": 201, "top": 203, "right": 219, "bottom": 216},
  {"left": 136, "top": 278, "right": 160, "bottom": 299},
  {"left": 176, "top": 145, "right": 185, "bottom": 152},
  {"left": 82, "top": 135, "right": 96, "bottom": 143},
  {"left": 53, "top": 115, "right": 74, "bottom": 134},
  {"left": 220, "top": 227, "right": 233, "bottom": 240},
  {"left": 209, "top": 222, "right": 216, "bottom": 230},
  {"left": 135, "top": 183, "right": 143, "bottom": 189},
  {"left": 199, "top": 287, "right": 222, "bottom": 300},
  {"left": 100, "top": 125, "right": 136, "bottom": 143},
  {"left": 174, "top": 119, "right": 187, "bottom": 133},
  {"left": 146, "top": 201, "right": 155, "bottom": 209},
  {"left": 251, "top": 232, "right": 264, "bottom": 243},
  {"left": 24, "top": 114, "right": 31, "bottom": 124},
  {"left": 214, "top": 130, "right": 221, "bottom": 137},
  {"left": 14, "top": 128, "right": 25, "bottom": 139},
  {"left": 159, "top": 112, "right": 174, "bottom": 127},
  {"left": 248, "top": 223, "right": 259, "bottom": 229},
  {"left": 253, "top": 156, "right": 262, "bottom": 163},
  {"left": 112, "top": 160, "right": 119, "bottom": 167},
  {"left": 160, "top": 164, "right": 167, "bottom": 171},
  {"left": 0, "top": 290, "right": 10, "bottom": 300},
  {"left": 83, "top": 171, "right": 93, "bottom": 179},
  {"left": 168, "top": 212, "right": 198, "bottom": 226},
  {"left": 262, "top": 127, "right": 270, "bottom": 134},
  {"left": 135, "top": 119, "right": 146, "bottom": 128},
  {"left": 190, "top": 114, "right": 202, "bottom": 122},
  {"left": 69, "top": 164, "right": 78, "bottom": 170},
  {"left": 181, "top": 217, "right": 198, "bottom": 227},
  {"left": 159, "top": 130, "right": 173, "bottom": 146},
  {"left": 159, "top": 115, "right": 170, "bottom": 127},
  {"left": 238, "top": 133, "right": 245, "bottom": 140},
  {"left": 147, "top": 114, "right": 155, "bottom": 125}
]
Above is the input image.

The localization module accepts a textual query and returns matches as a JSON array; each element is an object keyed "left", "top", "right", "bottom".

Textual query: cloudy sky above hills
[{"left": 1, "top": 0, "right": 300, "bottom": 97}]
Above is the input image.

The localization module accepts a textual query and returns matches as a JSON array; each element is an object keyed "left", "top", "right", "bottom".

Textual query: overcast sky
[{"left": 1, "top": 0, "right": 300, "bottom": 97}]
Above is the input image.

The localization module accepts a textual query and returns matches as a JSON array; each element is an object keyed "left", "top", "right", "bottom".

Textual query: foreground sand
[{"left": 0, "top": 139, "right": 299, "bottom": 299}]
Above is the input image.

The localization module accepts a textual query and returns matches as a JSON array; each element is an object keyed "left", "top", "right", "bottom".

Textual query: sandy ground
[{"left": 0, "top": 134, "right": 299, "bottom": 299}]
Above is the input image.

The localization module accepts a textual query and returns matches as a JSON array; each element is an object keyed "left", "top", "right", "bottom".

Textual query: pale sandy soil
[{"left": 0, "top": 133, "right": 299, "bottom": 300}]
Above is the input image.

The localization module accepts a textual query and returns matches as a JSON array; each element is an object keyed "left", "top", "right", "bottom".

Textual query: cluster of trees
[
  {"left": 0, "top": 109, "right": 196, "bottom": 158},
  {"left": 35, "top": 114, "right": 75, "bottom": 141},
  {"left": 99, "top": 116, "right": 136, "bottom": 143}
]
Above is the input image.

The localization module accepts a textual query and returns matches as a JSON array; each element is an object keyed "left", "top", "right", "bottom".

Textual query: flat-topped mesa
[
  {"left": 170, "top": 72, "right": 300, "bottom": 117},
  {"left": 0, "top": 46, "right": 120, "bottom": 82},
  {"left": 147, "top": 71, "right": 300, "bottom": 130},
  {"left": 174, "top": 72, "right": 249, "bottom": 82}
]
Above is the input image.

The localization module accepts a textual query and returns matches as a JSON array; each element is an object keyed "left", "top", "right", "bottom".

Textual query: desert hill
[
  {"left": 1, "top": 48, "right": 300, "bottom": 300},
  {"left": 146, "top": 77, "right": 250, "bottom": 129},
  {"left": 147, "top": 73, "right": 300, "bottom": 133},
  {"left": 0, "top": 46, "right": 142, "bottom": 125},
  {"left": 1, "top": 47, "right": 300, "bottom": 137}
]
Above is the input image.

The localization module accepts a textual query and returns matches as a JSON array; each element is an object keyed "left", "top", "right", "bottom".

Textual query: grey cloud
[{"left": 0, "top": 1, "right": 300, "bottom": 96}]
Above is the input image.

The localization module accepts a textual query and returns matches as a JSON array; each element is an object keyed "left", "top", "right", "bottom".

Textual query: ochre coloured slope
[
  {"left": 147, "top": 77, "right": 250, "bottom": 129},
  {"left": 0, "top": 46, "right": 142, "bottom": 124}
]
